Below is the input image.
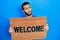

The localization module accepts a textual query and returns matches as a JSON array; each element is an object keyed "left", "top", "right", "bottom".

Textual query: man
[{"left": 9, "top": 2, "right": 49, "bottom": 40}]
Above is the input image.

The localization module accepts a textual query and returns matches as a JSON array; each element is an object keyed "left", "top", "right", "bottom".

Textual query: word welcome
[{"left": 14, "top": 25, "right": 44, "bottom": 33}]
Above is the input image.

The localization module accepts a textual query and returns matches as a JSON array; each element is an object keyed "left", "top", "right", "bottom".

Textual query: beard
[{"left": 24, "top": 12, "right": 32, "bottom": 16}]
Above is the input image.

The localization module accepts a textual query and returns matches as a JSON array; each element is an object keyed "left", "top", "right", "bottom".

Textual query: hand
[
  {"left": 9, "top": 27, "right": 13, "bottom": 33},
  {"left": 44, "top": 24, "right": 49, "bottom": 31}
]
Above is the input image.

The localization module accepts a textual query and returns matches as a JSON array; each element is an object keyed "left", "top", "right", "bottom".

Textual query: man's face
[{"left": 23, "top": 4, "right": 32, "bottom": 16}]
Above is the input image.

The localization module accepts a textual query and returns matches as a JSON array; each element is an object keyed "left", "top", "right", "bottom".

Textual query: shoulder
[{"left": 32, "top": 15, "right": 36, "bottom": 17}]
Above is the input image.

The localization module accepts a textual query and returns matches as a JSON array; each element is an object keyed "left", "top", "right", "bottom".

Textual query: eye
[
  {"left": 25, "top": 8, "right": 28, "bottom": 10},
  {"left": 29, "top": 7, "right": 30, "bottom": 8}
]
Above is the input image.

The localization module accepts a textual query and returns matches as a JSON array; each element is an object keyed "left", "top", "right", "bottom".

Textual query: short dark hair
[{"left": 22, "top": 2, "right": 30, "bottom": 10}]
